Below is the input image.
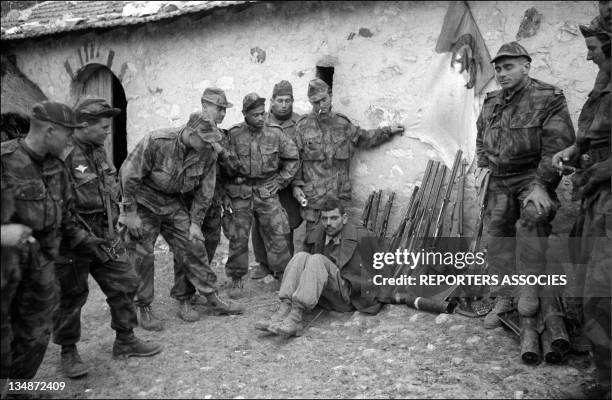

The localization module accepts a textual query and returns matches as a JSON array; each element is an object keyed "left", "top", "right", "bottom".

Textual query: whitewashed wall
[{"left": 5, "top": 1, "right": 599, "bottom": 232}]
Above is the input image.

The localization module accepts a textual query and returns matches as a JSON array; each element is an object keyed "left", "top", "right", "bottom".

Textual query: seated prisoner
[{"left": 255, "top": 197, "right": 383, "bottom": 337}]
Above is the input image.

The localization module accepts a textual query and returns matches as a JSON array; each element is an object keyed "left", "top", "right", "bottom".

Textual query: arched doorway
[{"left": 72, "top": 64, "right": 127, "bottom": 170}]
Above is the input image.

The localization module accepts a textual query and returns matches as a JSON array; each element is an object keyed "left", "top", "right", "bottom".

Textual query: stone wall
[{"left": 4, "top": 1, "right": 598, "bottom": 234}]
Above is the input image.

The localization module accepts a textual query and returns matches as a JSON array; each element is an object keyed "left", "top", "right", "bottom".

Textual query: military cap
[
  {"left": 73, "top": 96, "right": 121, "bottom": 123},
  {"left": 242, "top": 92, "right": 266, "bottom": 112},
  {"left": 579, "top": 16, "right": 611, "bottom": 38},
  {"left": 307, "top": 78, "right": 330, "bottom": 101},
  {"left": 491, "top": 41, "right": 532, "bottom": 64},
  {"left": 201, "top": 87, "right": 233, "bottom": 108},
  {"left": 31, "top": 101, "right": 85, "bottom": 128},
  {"left": 185, "top": 112, "right": 222, "bottom": 143},
  {"left": 273, "top": 80, "right": 293, "bottom": 97}
]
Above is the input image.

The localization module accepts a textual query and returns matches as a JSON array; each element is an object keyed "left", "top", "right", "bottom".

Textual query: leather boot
[
  {"left": 483, "top": 297, "right": 513, "bottom": 329},
  {"left": 205, "top": 291, "right": 245, "bottom": 314},
  {"left": 255, "top": 299, "right": 291, "bottom": 331},
  {"left": 270, "top": 303, "right": 305, "bottom": 338},
  {"left": 227, "top": 277, "right": 245, "bottom": 299},
  {"left": 60, "top": 345, "right": 90, "bottom": 378},
  {"left": 139, "top": 305, "right": 164, "bottom": 331},
  {"left": 178, "top": 300, "right": 200, "bottom": 322},
  {"left": 250, "top": 263, "right": 271, "bottom": 280},
  {"left": 517, "top": 285, "right": 539, "bottom": 317},
  {"left": 112, "top": 333, "right": 163, "bottom": 360}
]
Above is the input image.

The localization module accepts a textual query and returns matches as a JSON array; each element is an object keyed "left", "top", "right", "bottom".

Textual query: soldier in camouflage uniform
[
  {"left": 53, "top": 97, "right": 162, "bottom": 379},
  {"left": 220, "top": 93, "right": 299, "bottom": 294},
  {"left": 251, "top": 80, "right": 303, "bottom": 279},
  {"left": 172, "top": 88, "right": 233, "bottom": 304},
  {"left": 291, "top": 78, "right": 404, "bottom": 241},
  {"left": 553, "top": 14, "right": 611, "bottom": 398},
  {"left": 119, "top": 113, "right": 243, "bottom": 331},
  {"left": 475, "top": 42, "right": 576, "bottom": 329},
  {"left": 1, "top": 101, "right": 105, "bottom": 378}
]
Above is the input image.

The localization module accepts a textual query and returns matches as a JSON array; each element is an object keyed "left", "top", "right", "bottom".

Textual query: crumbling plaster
[{"left": 4, "top": 1, "right": 598, "bottom": 232}]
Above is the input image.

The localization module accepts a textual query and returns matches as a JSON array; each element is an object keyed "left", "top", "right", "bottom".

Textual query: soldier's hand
[
  {"left": 211, "top": 141, "right": 225, "bottom": 155},
  {"left": 390, "top": 124, "right": 405, "bottom": 136},
  {"left": 552, "top": 145, "right": 578, "bottom": 175},
  {"left": 264, "top": 180, "right": 281, "bottom": 196},
  {"left": 189, "top": 222, "right": 206, "bottom": 243},
  {"left": 292, "top": 186, "right": 306, "bottom": 203},
  {"left": 523, "top": 184, "right": 552, "bottom": 216},
  {"left": 1, "top": 224, "right": 33, "bottom": 248},
  {"left": 81, "top": 236, "right": 111, "bottom": 263},
  {"left": 117, "top": 211, "right": 144, "bottom": 240}
]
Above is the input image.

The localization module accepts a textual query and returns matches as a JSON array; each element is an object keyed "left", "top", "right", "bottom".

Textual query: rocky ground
[{"left": 22, "top": 222, "right": 593, "bottom": 399}]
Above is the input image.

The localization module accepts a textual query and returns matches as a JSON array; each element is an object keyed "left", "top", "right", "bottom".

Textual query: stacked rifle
[{"left": 360, "top": 189, "right": 395, "bottom": 241}]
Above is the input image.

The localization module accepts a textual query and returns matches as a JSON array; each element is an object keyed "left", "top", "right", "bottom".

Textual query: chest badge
[{"left": 75, "top": 165, "right": 88, "bottom": 173}]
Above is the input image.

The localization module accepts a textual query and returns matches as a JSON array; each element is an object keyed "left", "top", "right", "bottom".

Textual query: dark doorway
[
  {"left": 77, "top": 64, "right": 128, "bottom": 170},
  {"left": 316, "top": 66, "right": 334, "bottom": 91}
]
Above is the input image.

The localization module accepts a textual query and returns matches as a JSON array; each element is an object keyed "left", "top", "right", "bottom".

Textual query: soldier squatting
[{"left": 0, "top": 5, "right": 610, "bottom": 399}]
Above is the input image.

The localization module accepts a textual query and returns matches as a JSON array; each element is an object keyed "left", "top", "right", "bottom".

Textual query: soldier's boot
[
  {"left": 270, "top": 303, "right": 305, "bottom": 338},
  {"left": 138, "top": 305, "right": 164, "bottom": 331},
  {"left": 254, "top": 299, "right": 291, "bottom": 331},
  {"left": 205, "top": 291, "right": 245, "bottom": 315},
  {"left": 60, "top": 345, "right": 90, "bottom": 379},
  {"left": 178, "top": 300, "right": 200, "bottom": 322},
  {"left": 250, "top": 263, "right": 272, "bottom": 280},
  {"left": 484, "top": 296, "right": 514, "bottom": 329},
  {"left": 112, "top": 332, "right": 163, "bottom": 360},
  {"left": 227, "top": 277, "right": 245, "bottom": 299},
  {"left": 517, "top": 285, "right": 539, "bottom": 317}
]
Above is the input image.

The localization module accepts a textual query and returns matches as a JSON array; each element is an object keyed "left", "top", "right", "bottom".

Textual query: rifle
[
  {"left": 360, "top": 191, "right": 375, "bottom": 228},
  {"left": 432, "top": 150, "right": 462, "bottom": 245},
  {"left": 367, "top": 190, "right": 382, "bottom": 232},
  {"left": 469, "top": 168, "right": 490, "bottom": 254},
  {"left": 405, "top": 161, "right": 440, "bottom": 253},
  {"left": 388, "top": 186, "right": 419, "bottom": 252},
  {"left": 378, "top": 191, "right": 395, "bottom": 240},
  {"left": 455, "top": 160, "right": 467, "bottom": 237},
  {"left": 409, "top": 162, "right": 445, "bottom": 252}
]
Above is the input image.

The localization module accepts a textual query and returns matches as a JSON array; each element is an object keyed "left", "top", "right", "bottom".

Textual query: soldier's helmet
[{"left": 491, "top": 41, "right": 532, "bottom": 64}]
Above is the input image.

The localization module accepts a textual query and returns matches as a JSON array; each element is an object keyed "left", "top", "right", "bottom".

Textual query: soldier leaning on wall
[
  {"left": 474, "top": 41, "right": 576, "bottom": 329},
  {"left": 291, "top": 78, "right": 404, "bottom": 243},
  {"left": 552, "top": 11, "right": 611, "bottom": 399}
]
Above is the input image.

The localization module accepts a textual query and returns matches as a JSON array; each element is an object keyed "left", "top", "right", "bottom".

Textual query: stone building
[{"left": 1, "top": 0, "right": 597, "bottom": 231}]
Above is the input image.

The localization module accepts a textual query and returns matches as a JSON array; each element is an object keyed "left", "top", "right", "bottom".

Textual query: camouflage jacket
[
  {"left": 221, "top": 121, "right": 299, "bottom": 195},
  {"left": 576, "top": 77, "right": 610, "bottom": 155},
  {"left": 61, "top": 137, "right": 120, "bottom": 221},
  {"left": 119, "top": 127, "right": 217, "bottom": 225},
  {"left": 476, "top": 77, "right": 576, "bottom": 189},
  {"left": 292, "top": 111, "right": 394, "bottom": 209},
  {"left": 265, "top": 111, "right": 301, "bottom": 140},
  {"left": 1, "top": 139, "right": 90, "bottom": 259}
]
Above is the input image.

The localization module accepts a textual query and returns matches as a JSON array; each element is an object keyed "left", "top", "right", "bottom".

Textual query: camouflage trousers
[
  {"left": 279, "top": 252, "right": 353, "bottom": 312},
  {"left": 1, "top": 243, "right": 57, "bottom": 379},
  {"left": 52, "top": 249, "right": 139, "bottom": 346},
  {"left": 579, "top": 184, "right": 611, "bottom": 387},
  {"left": 172, "top": 202, "right": 222, "bottom": 291},
  {"left": 224, "top": 190, "right": 291, "bottom": 279},
  {"left": 127, "top": 204, "right": 218, "bottom": 307},
  {"left": 252, "top": 186, "right": 302, "bottom": 268},
  {"left": 485, "top": 173, "right": 558, "bottom": 297}
]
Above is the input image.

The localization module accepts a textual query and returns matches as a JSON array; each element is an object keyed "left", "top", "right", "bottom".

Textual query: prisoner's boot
[
  {"left": 112, "top": 332, "right": 163, "bottom": 359},
  {"left": 139, "top": 305, "right": 164, "bottom": 331},
  {"left": 227, "top": 277, "right": 245, "bottom": 299},
  {"left": 484, "top": 296, "right": 513, "bottom": 329},
  {"left": 270, "top": 303, "right": 305, "bottom": 338},
  {"left": 250, "top": 263, "right": 272, "bottom": 280},
  {"left": 205, "top": 291, "right": 245, "bottom": 314},
  {"left": 60, "top": 345, "right": 90, "bottom": 379},
  {"left": 178, "top": 300, "right": 200, "bottom": 322},
  {"left": 517, "top": 285, "right": 539, "bottom": 317},
  {"left": 255, "top": 299, "right": 291, "bottom": 332}
]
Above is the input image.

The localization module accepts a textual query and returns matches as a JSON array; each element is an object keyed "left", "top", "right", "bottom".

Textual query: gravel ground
[{"left": 24, "top": 227, "right": 593, "bottom": 399}]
